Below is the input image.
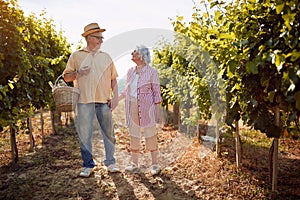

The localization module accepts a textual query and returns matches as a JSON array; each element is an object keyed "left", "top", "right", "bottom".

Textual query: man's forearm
[
  {"left": 111, "top": 79, "right": 118, "bottom": 98},
  {"left": 63, "top": 71, "right": 77, "bottom": 82}
]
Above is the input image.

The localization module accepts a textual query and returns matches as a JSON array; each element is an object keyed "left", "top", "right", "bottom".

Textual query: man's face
[{"left": 88, "top": 32, "right": 103, "bottom": 48}]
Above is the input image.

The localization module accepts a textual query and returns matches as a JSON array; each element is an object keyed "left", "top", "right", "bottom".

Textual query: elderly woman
[{"left": 119, "top": 45, "right": 162, "bottom": 175}]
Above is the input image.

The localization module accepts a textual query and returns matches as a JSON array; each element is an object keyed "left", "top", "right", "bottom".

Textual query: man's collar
[{"left": 80, "top": 47, "right": 102, "bottom": 54}]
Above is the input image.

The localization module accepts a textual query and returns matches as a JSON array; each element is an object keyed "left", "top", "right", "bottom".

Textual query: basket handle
[
  {"left": 54, "top": 70, "right": 80, "bottom": 88},
  {"left": 54, "top": 74, "right": 65, "bottom": 87}
]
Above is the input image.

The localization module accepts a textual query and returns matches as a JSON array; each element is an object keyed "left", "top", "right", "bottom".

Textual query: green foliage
[
  {"left": 155, "top": 0, "right": 299, "bottom": 138},
  {"left": 0, "top": 0, "right": 71, "bottom": 131},
  {"left": 153, "top": 34, "right": 226, "bottom": 134},
  {"left": 220, "top": 0, "right": 299, "bottom": 137}
]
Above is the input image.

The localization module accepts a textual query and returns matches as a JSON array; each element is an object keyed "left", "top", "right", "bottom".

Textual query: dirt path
[
  {"left": 0, "top": 110, "right": 299, "bottom": 199},
  {"left": 93, "top": 128, "right": 192, "bottom": 172}
]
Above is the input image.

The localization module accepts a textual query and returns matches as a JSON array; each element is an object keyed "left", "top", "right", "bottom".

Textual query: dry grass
[{"left": 0, "top": 109, "right": 299, "bottom": 200}]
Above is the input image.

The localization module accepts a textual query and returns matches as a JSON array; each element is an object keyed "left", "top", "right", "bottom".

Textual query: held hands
[{"left": 108, "top": 97, "right": 119, "bottom": 111}]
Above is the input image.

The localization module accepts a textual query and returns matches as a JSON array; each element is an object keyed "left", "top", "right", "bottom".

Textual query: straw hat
[{"left": 81, "top": 23, "right": 106, "bottom": 37}]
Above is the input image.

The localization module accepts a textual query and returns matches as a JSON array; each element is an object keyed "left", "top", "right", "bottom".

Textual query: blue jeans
[{"left": 77, "top": 103, "right": 116, "bottom": 168}]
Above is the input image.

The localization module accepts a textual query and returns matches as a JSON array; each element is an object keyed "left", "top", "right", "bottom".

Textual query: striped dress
[{"left": 121, "top": 65, "right": 162, "bottom": 128}]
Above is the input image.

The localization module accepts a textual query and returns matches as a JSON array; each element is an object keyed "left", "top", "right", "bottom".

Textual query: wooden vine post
[
  {"left": 9, "top": 125, "right": 18, "bottom": 164},
  {"left": 271, "top": 105, "right": 280, "bottom": 198},
  {"left": 215, "top": 121, "right": 221, "bottom": 157},
  {"left": 40, "top": 108, "right": 44, "bottom": 143},
  {"left": 235, "top": 120, "right": 242, "bottom": 168},
  {"left": 27, "top": 117, "right": 35, "bottom": 152}
]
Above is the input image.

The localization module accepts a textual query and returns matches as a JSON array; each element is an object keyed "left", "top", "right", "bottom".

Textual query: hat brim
[{"left": 82, "top": 28, "right": 106, "bottom": 37}]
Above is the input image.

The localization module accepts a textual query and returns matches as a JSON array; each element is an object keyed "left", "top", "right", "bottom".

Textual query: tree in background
[
  {"left": 155, "top": 0, "right": 299, "bottom": 195},
  {"left": 153, "top": 33, "right": 225, "bottom": 136},
  {"left": 0, "top": 0, "right": 71, "bottom": 163}
]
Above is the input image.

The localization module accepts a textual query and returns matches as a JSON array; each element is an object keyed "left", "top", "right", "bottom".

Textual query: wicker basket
[{"left": 52, "top": 75, "right": 80, "bottom": 112}]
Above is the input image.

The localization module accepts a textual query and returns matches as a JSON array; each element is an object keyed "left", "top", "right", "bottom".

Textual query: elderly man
[{"left": 63, "top": 22, "right": 119, "bottom": 177}]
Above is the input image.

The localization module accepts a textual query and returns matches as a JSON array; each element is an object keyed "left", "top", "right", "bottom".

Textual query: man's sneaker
[
  {"left": 150, "top": 165, "right": 161, "bottom": 175},
  {"left": 107, "top": 164, "right": 120, "bottom": 173},
  {"left": 79, "top": 167, "right": 93, "bottom": 177},
  {"left": 125, "top": 162, "right": 140, "bottom": 173}
]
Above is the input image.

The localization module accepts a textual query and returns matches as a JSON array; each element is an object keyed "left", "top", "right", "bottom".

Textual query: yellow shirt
[{"left": 63, "top": 47, "right": 118, "bottom": 103}]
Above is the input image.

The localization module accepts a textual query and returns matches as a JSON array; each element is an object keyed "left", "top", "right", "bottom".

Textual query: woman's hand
[{"left": 108, "top": 97, "right": 119, "bottom": 111}]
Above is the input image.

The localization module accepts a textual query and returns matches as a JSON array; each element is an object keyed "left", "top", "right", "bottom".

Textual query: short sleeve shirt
[{"left": 63, "top": 48, "right": 118, "bottom": 103}]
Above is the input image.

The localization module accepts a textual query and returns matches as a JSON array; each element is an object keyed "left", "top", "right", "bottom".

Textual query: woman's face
[{"left": 131, "top": 50, "right": 140, "bottom": 62}]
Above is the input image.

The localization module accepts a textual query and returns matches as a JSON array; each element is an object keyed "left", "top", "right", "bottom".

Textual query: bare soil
[{"left": 0, "top": 110, "right": 299, "bottom": 200}]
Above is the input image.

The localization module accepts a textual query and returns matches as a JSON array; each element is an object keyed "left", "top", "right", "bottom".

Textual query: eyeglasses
[{"left": 90, "top": 35, "right": 103, "bottom": 40}]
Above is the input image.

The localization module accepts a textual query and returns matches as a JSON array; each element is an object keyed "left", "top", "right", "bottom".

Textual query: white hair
[{"left": 135, "top": 45, "right": 151, "bottom": 64}]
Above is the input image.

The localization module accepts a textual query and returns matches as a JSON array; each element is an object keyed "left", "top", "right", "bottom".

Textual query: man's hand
[
  {"left": 110, "top": 79, "right": 118, "bottom": 111},
  {"left": 108, "top": 97, "right": 119, "bottom": 111},
  {"left": 63, "top": 71, "right": 78, "bottom": 82},
  {"left": 78, "top": 66, "right": 91, "bottom": 75}
]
